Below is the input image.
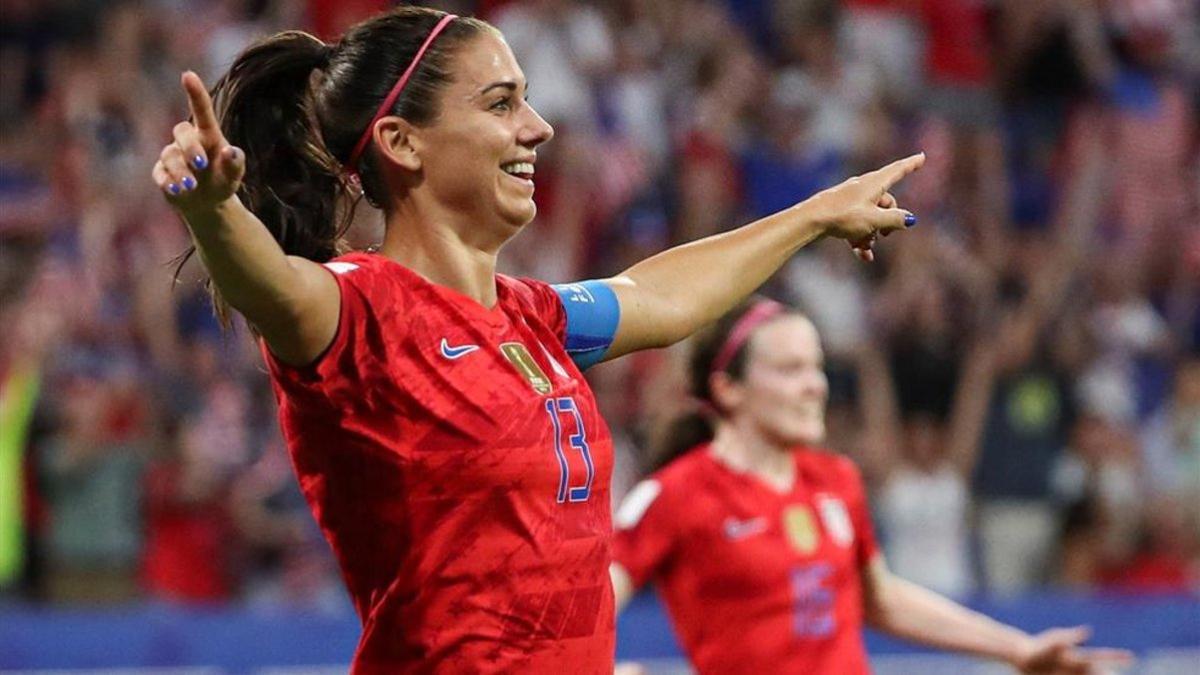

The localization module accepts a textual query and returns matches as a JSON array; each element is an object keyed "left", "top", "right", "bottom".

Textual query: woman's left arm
[
  {"left": 598, "top": 154, "right": 924, "bottom": 361},
  {"left": 861, "top": 557, "right": 1133, "bottom": 673}
]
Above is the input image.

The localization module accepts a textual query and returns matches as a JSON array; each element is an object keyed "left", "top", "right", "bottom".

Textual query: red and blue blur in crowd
[{"left": 0, "top": 0, "right": 1196, "bottom": 607}]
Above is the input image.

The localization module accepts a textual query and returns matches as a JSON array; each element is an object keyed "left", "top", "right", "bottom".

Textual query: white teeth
[{"left": 501, "top": 162, "right": 534, "bottom": 176}]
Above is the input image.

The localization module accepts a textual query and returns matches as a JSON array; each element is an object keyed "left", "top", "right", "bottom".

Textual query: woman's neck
[
  {"left": 377, "top": 204, "right": 503, "bottom": 307},
  {"left": 710, "top": 421, "right": 796, "bottom": 493}
]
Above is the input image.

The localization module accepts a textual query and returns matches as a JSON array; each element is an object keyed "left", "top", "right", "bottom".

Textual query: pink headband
[
  {"left": 345, "top": 13, "right": 458, "bottom": 173},
  {"left": 710, "top": 300, "right": 785, "bottom": 377}
]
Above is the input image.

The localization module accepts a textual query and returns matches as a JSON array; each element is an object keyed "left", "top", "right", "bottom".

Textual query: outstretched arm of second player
[
  {"left": 599, "top": 155, "right": 924, "bottom": 361},
  {"left": 152, "top": 72, "right": 339, "bottom": 366},
  {"left": 861, "top": 557, "right": 1133, "bottom": 673}
]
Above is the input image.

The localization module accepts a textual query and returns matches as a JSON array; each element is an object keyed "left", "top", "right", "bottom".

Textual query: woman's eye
[{"left": 491, "top": 98, "right": 511, "bottom": 111}]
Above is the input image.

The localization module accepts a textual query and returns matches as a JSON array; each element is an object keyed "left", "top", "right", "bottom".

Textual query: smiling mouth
[{"left": 501, "top": 161, "right": 535, "bottom": 184}]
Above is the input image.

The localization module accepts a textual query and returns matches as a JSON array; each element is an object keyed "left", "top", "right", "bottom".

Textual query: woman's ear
[
  {"left": 374, "top": 117, "right": 422, "bottom": 172},
  {"left": 709, "top": 371, "right": 743, "bottom": 416}
]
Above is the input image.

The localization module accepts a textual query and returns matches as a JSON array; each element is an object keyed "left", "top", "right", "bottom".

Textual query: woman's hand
[
  {"left": 151, "top": 71, "right": 245, "bottom": 216},
  {"left": 803, "top": 153, "right": 925, "bottom": 262},
  {"left": 1011, "top": 626, "right": 1134, "bottom": 674}
]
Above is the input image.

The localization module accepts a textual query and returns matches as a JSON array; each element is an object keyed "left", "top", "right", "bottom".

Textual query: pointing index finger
[
  {"left": 181, "top": 71, "right": 220, "bottom": 135},
  {"left": 872, "top": 152, "right": 926, "bottom": 190}
]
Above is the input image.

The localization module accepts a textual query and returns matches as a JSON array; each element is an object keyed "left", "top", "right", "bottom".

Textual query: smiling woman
[
  {"left": 611, "top": 300, "right": 1133, "bottom": 675},
  {"left": 151, "top": 5, "right": 927, "bottom": 673},
  {"left": 397, "top": 30, "right": 552, "bottom": 240}
]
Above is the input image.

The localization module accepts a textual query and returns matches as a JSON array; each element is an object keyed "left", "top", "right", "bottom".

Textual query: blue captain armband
[{"left": 552, "top": 280, "right": 621, "bottom": 370}]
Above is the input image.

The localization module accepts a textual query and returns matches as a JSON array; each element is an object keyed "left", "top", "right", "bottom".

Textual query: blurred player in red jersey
[
  {"left": 611, "top": 300, "right": 1135, "bottom": 675},
  {"left": 152, "top": 6, "right": 924, "bottom": 672}
]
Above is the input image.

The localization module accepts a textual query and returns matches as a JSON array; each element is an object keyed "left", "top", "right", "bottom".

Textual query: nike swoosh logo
[
  {"left": 440, "top": 338, "right": 480, "bottom": 360},
  {"left": 723, "top": 516, "right": 768, "bottom": 540}
]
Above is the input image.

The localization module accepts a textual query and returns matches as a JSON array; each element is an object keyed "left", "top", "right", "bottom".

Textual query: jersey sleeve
[
  {"left": 509, "top": 277, "right": 620, "bottom": 370},
  {"left": 506, "top": 276, "right": 569, "bottom": 341},
  {"left": 261, "top": 255, "right": 401, "bottom": 408},
  {"left": 612, "top": 477, "right": 678, "bottom": 589},
  {"left": 843, "top": 460, "right": 880, "bottom": 566}
]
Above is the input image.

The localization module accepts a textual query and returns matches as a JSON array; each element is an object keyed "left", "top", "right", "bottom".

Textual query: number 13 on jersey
[{"left": 545, "top": 397, "right": 594, "bottom": 503}]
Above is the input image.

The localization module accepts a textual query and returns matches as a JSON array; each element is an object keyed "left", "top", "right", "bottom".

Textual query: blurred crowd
[{"left": 0, "top": 0, "right": 1197, "bottom": 609}]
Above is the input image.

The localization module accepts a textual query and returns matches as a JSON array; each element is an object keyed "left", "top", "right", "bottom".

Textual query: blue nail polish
[
  {"left": 193, "top": 155, "right": 208, "bottom": 170},
  {"left": 168, "top": 183, "right": 181, "bottom": 195},
  {"left": 182, "top": 176, "right": 196, "bottom": 190},
  {"left": 904, "top": 213, "right": 917, "bottom": 228}
]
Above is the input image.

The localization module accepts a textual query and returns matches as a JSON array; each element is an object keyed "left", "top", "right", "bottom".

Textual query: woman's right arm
[{"left": 152, "top": 72, "right": 339, "bottom": 366}]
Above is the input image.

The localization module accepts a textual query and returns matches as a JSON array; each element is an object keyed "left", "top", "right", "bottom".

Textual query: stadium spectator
[
  {"left": 140, "top": 412, "right": 237, "bottom": 602},
  {"left": 856, "top": 320, "right": 995, "bottom": 597},
  {"left": 1141, "top": 357, "right": 1200, "bottom": 530},
  {"left": 38, "top": 366, "right": 147, "bottom": 603}
]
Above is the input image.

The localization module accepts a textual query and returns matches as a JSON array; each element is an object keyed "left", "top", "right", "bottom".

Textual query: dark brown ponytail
[
  {"left": 177, "top": 7, "right": 493, "bottom": 327},
  {"left": 212, "top": 31, "right": 345, "bottom": 264}
]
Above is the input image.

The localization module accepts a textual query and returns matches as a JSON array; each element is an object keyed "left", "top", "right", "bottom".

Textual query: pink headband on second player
[
  {"left": 344, "top": 13, "right": 458, "bottom": 174},
  {"left": 709, "top": 300, "right": 785, "bottom": 377}
]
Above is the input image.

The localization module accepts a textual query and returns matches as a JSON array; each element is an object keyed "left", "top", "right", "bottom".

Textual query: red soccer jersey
[
  {"left": 263, "top": 251, "right": 615, "bottom": 673},
  {"left": 613, "top": 445, "right": 879, "bottom": 675}
]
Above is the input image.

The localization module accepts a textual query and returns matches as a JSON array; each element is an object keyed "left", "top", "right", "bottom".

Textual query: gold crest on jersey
[
  {"left": 500, "top": 342, "right": 553, "bottom": 394},
  {"left": 783, "top": 504, "right": 819, "bottom": 554}
]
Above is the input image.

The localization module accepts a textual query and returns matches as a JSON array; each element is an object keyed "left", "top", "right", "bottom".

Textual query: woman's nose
[{"left": 520, "top": 102, "right": 554, "bottom": 146}]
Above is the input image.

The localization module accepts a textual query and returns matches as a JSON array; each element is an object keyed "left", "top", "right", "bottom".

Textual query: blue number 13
[{"left": 545, "top": 397, "right": 594, "bottom": 503}]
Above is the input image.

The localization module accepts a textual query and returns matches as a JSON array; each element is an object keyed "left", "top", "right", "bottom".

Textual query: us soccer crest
[
  {"left": 500, "top": 342, "right": 553, "bottom": 394},
  {"left": 816, "top": 495, "right": 854, "bottom": 548},
  {"left": 782, "top": 505, "right": 819, "bottom": 555}
]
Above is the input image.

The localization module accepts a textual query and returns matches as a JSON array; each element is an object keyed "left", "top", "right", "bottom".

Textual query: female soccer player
[
  {"left": 611, "top": 301, "right": 1134, "bottom": 674},
  {"left": 152, "top": 7, "right": 920, "bottom": 672}
]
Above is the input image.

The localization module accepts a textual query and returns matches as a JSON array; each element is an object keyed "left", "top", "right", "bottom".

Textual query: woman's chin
[
  {"left": 763, "top": 422, "right": 825, "bottom": 449},
  {"left": 506, "top": 202, "right": 538, "bottom": 228},
  {"left": 789, "top": 422, "right": 826, "bottom": 447}
]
